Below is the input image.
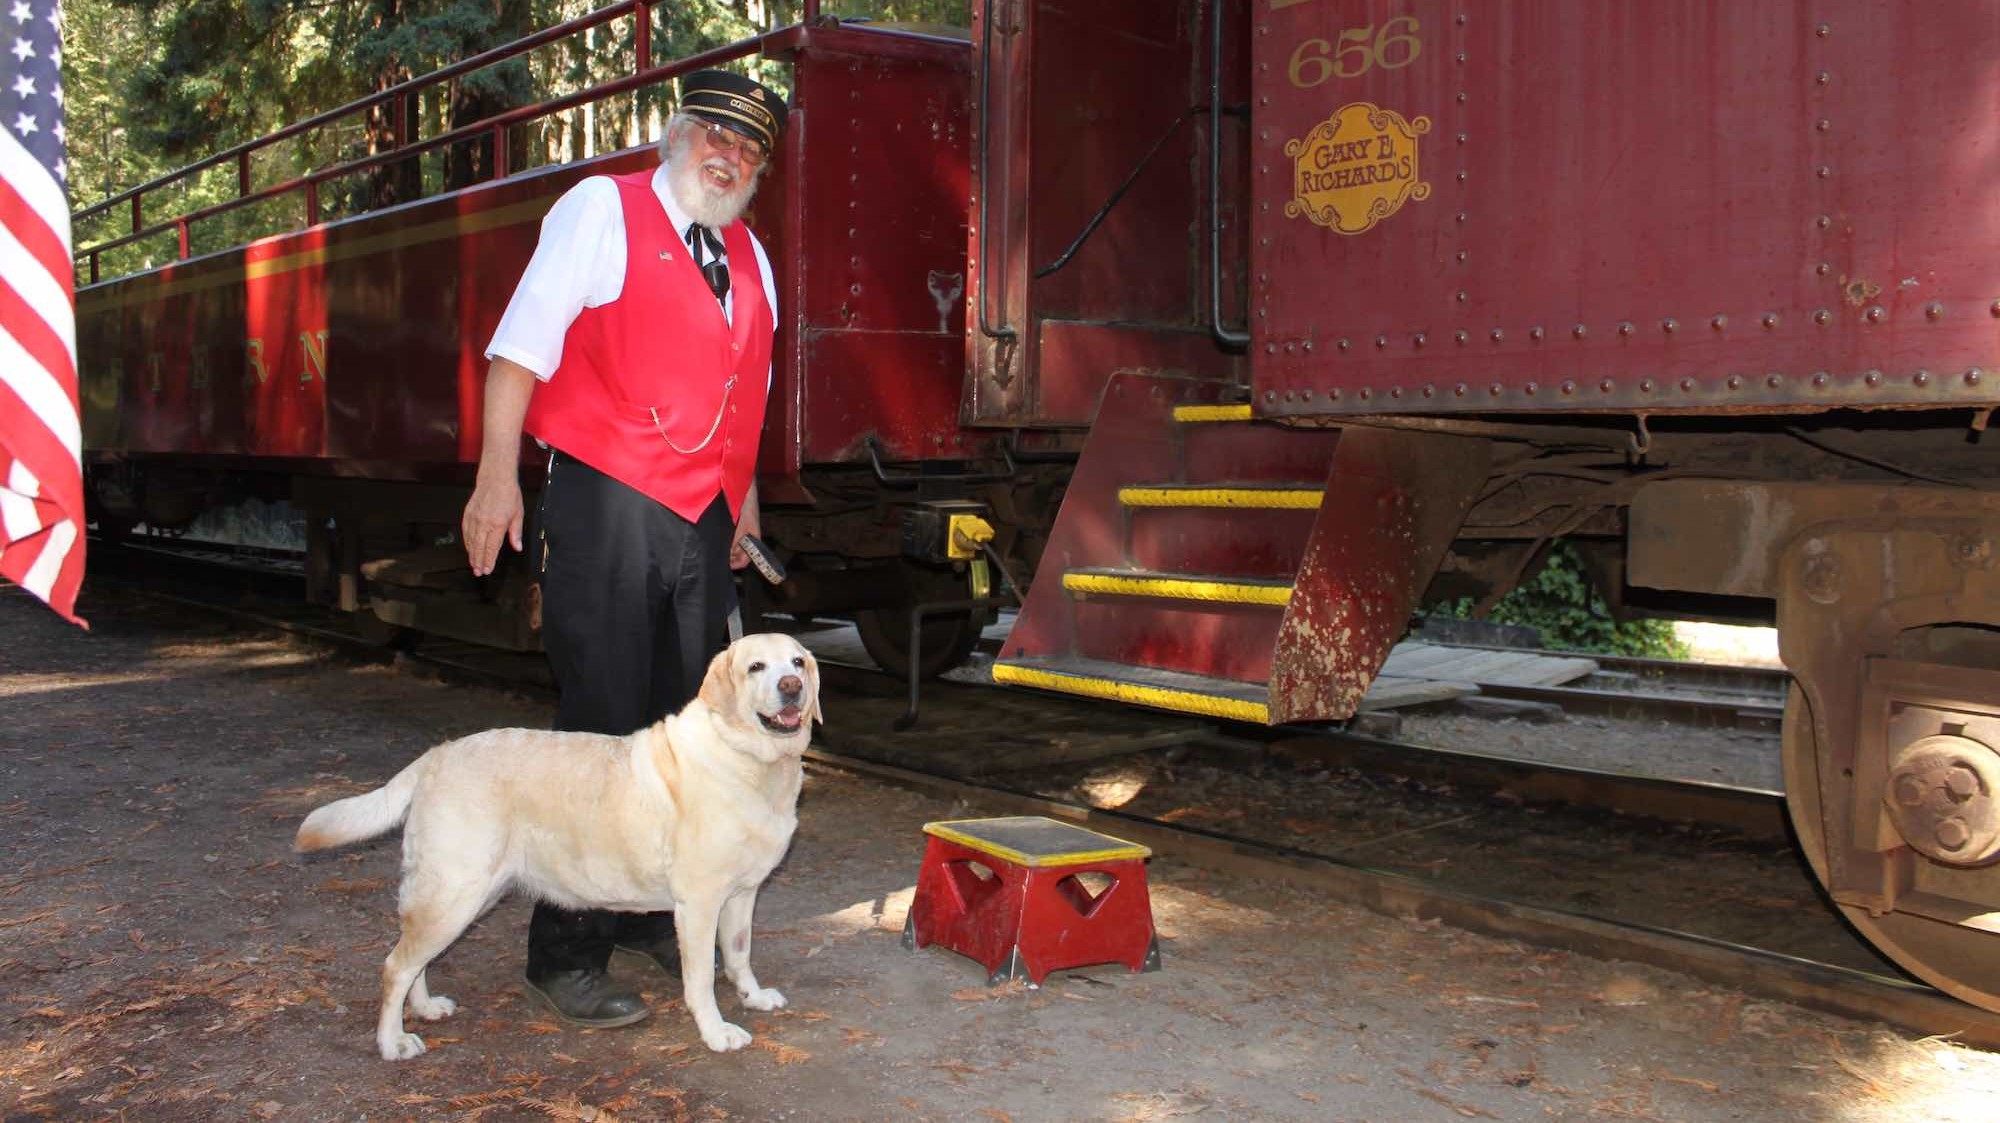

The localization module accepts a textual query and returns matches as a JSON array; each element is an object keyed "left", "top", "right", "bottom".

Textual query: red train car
[{"left": 74, "top": 2, "right": 2000, "bottom": 1011}]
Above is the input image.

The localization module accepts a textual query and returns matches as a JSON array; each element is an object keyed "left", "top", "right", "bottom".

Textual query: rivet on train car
[
  {"left": 1360, "top": 387, "right": 1373, "bottom": 400},
  {"left": 1456, "top": 211, "right": 1468, "bottom": 223},
  {"left": 1813, "top": 371, "right": 1830, "bottom": 387},
  {"left": 1966, "top": 369, "right": 1983, "bottom": 386},
  {"left": 1914, "top": 370, "right": 1932, "bottom": 387},
  {"left": 1457, "top": 290, "right": 1469, "bottom": 302},
  {"left": 1454, "top": 330, "right": 1469, "bottom": 345},
  {"left": 1816, "top": 215, "right": 1832, "bottom": 229},
  {"left": 1264, "top": 390, "right": 1276, "bottom": 402},
  {"left": 1261, "top": 202, "right": 1270, "bottom": 212},
  {"left": 1490, "top": 383, "right": 1504, "bottom": 396},
  {"left": 1662, "top": 318, "right": 1678, "bottom": 333},
  {"left": 1600, "top": 379, "right": 1615, "bottom": 392},
  {"left": 1301, "top": 389, "right": 1314, "bottom": 401},
  {"left": 849, "top": 284, "right": 862, "bottom": 296},
  {"left": 1456, "top": 133, "right": 1468, "bottom": 145},
  {"left": 1816, "top": 70, "right": 1831, "bottom": 85},
  {"left": 1302, "top": 340, "right": 1314, "bottom": 354},
  {"left": 1711, "top": 315, "right": 1727, "bottom": 330},
  {"left": 1767, "top": 373, "right": 1784, "bottom": 388},
  {"left": 1560, "top": 380, "right": 1576, "bottom": 395},
  {"left": 1571, "top": 323, "right": 1586, "bottom": 339},
  {"left": 1762, "top": 313, "right": 1779, "bottom": 329},
  {"left": 1817, "top": 263, "right": 1832, "bottom": 275},
  {"left": 1260, "top": 237, "right": 1271, "bottom": 246},
  {"left": 1456, "top": 51, "right": 1467, "bottom": 64},
  {"left": 1816, "top": 165, "right": 1831, "bottom": 179},
  {"left": 1926, "top": 302, "right": 1945, "bottom": 320},
  {"left": 1680, "top": 378, "right": 1696, "bottom": 392},
  {"left": 1490, "top": 328, "right": 1504, "bottom": 342},
  {"left": 1259, "top": 129, "right": 1270, "bottom": 140},
  {"left": 1617, "top": 321, "right": 1633, "bottom": 336},
  {"left": 1524, "top": 381, "right": 1538, "bottom": 395},
  {"left": 1457, "top": 171, "right": 1468, "bottom": 183},
  {"left": 1865, "top": 370, "right": 1882, "bottom": 386},
  {"left": 1330, "top": 387, "right": 1342, "bottom": 400},
  {"left": 1866, "top": 306, "right": 1884, "bottom": 322},
  {"left": 1815, "top": 118, "right": 1831, "bottom": 132},
  {"left": 1422, "top": 384, "right": 1436, "bottom": 398},
  {"left": 1259, "top": 62, "right": 1269, "bottom": 72},
  {"left": 1258, "top": 273, "right": 1269, "bottom": 284},
  {"left": 1456, "top": 92, "right": 1468, "bottom": 103},
  {"left": 1259, "top": 96, "right": 1270, "bottom": 107},
  {"left": 1265, "top": 344, "right": 1277, "bottom": 354},
  {"left": 1375, "top": 335, "right": 1389, "bottom": 348},
  {"left": 1284, "top": 342, "right": 1297, "bottom": 354},
  {"left": 1727, "top": 374, "right": 1742, "bottom": 389},
  {"left": 1816, "top": 23, "right": 1830, "bottom": 37},
  {"left": 1338, "top": 338, "right": 1351, "bottom": 351},
  {"left": 1413, "top": 333, "right": 1427, "bottom": 348},
  {"left": 1529, "top": 326, "right": 1545, "bottom": 341},
  {"left": 1283, "top": 389, "right": 1295, "bottom": 401},
  {"left": 1813, "top": 309, "right": 1831, "bottom": 325},
  {"left": 1457, "top": 250, "right": 1470, "bottom": 263},
  {"left": 1259, "top": 24, "right": 1269, "bottom": 35},
  {"left": 1454, "top": 383, "right": 1469, "bottom": 397},
  {"left": 1390, "top": 386, "right": 1404, "bottom": 398},
  {"left": 1455, "top": 12, "right": 1467, "bottom": 24},
  {"left": 1639, "top": 379, "right": 1655, "bottom": 393}
]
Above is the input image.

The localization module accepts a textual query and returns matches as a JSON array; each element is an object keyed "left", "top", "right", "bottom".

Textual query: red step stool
[{"left": 903, "top": 815, "right": 1161, "bottom": 985}]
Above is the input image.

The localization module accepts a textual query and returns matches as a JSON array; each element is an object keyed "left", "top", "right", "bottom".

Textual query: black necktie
[{"left": 685, "top": 223, "right": 730, "bottom": 304}]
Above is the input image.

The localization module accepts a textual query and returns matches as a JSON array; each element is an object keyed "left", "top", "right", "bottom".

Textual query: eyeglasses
[{"left": 699, "top": 121, "right": 769, "bottom": 166}]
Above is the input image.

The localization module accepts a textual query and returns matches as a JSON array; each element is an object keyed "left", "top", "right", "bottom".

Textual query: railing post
[
  {"left": 492, "top": 125, "right": 509, "bottom": 179},
  {"left": 176, "top": 218, "right": 189, "bottom": 259},
  {"left": 804, "top": 0, "right": 818, "bottom": 21},
  {"left": 635, "top": 1, "right": 650, "bottom": 72}
]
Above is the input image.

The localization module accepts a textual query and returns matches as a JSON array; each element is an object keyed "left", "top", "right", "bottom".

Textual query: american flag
[{"left": 0, "top": 0, "right": 82, "bottom": 626}]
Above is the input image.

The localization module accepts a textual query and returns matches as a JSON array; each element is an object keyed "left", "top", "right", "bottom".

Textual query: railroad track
[{"left": 76, "top": 536, "right": 2000, "bottom": 1047}]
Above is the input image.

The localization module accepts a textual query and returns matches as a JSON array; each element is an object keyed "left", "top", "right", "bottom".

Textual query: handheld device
[{"left": 737, "top": 533, "right": 787, "bottom": 585}]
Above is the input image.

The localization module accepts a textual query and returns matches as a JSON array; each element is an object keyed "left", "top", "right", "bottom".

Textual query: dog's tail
[{"left": 294, "top": 758, "right": 424, "bottom": 852}]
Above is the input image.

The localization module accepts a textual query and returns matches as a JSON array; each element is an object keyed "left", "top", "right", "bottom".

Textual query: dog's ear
[
  {"left": 804, "top": 648, "right": 825, "bottom": 726},
  {"left": 698, "top": 645, "right": 736, "bottom": 714}
]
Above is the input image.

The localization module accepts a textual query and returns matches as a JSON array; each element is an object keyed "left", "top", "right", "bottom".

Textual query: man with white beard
[{"left": 458, "top": 69, "right": 786, "bottom": 1028}]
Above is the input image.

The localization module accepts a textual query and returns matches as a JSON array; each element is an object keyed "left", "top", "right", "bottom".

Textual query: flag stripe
[
  {"left": 0, "top": 319, "right": 78, "bottom": 461},
  {"left": 0, "top": 171, "right": 69, "bottom": 285},
  {"left": 0, "top": 225, "right": 75, "bottom": 369},
  {"left": 0, "top": 126, "right": 68, "bottom": 243},
  {"left": 0, "top": 274, "right": 75, "bottom": 406}
]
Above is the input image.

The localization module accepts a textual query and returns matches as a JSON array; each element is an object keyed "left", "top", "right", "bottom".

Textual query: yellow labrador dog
[{"left": 295, "top": 632, "right": 821, "bottom": 1060}]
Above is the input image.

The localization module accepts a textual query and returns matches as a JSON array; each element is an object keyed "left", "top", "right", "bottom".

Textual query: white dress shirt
[{"left": 485, "top": 164, "right": 778, "bottom": 384}]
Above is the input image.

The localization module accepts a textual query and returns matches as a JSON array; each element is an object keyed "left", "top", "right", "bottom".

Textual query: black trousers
[{"left": 526, "top": 450, "right": 736, "bottom": 980}]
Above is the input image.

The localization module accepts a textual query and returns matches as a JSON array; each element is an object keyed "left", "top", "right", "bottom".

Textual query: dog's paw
[
  {"left": 379, "top": 1032, "right": 428, "bottom": 1061},
  {"left": 410, "top": 994, "right": 457, "bottom": 1021},
  {"left": 700, "top": 1020, "right": 753, "bottom": 1052},
  {"left": 741, "top": 986, "right": 786, "bottom": 1012}
]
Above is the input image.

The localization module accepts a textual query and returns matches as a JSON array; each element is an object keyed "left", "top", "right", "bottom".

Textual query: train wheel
[
  {"left": 855, "top": 604, "right": 988, "bottom": 680},
  {"left": 1783, "top": 675, "right": 2000, "bottom": 1011}
]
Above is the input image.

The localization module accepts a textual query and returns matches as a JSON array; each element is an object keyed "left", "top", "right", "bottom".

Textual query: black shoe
[
  {"left": 522, "top": 969, "right": 650, "bottom": 1029},
  {"left": 614, "top": 936, "right": 685, "bottom": 977}
]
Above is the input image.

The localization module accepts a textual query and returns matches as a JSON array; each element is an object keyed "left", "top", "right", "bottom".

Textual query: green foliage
[{"left": 1431, "top": 541, "right": 1690, "bottom": 660}]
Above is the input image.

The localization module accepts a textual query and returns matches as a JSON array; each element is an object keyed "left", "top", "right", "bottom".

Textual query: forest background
[{"left": 65, "top": 0, "right": 964, "bottom": 277}]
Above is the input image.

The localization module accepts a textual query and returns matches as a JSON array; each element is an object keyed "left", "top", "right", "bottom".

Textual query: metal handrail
[
  {"left": 73, "top": 0, "right": 830, "bottom": 278},
  {"left": 974, "top": 0, "right": 1018, "bottom": 354},
  {"left": 1208, "top": 0, "right": 1249, "bottom": 348}
]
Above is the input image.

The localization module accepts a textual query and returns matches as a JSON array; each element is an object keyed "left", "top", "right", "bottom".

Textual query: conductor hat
[{"left": 680, "top": 69, "right": 788, "bottom": 152}]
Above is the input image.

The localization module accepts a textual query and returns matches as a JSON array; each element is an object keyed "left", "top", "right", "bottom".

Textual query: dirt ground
[{"left": 5, "top": 586, "right": 2000, "bottom": 1122}]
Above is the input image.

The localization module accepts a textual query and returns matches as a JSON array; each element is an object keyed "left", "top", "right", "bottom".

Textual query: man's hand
[
  {"left": 463, "top": 476, "right": 524, "bottom": 576},
  {"left": 462, "top": 358, "right": 540, "bottom": 577},
  {"left": 729, "top": 483, "right": 762, "bottom": 571}
]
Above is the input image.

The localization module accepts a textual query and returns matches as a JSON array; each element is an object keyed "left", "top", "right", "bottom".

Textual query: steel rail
[{"left": 802, "top": 745, "right": 2000, "bottom": 1050}]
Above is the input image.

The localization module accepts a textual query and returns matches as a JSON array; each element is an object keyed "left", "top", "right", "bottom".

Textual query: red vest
[{"left": 524, "top": 170, "right": 773, "bottom": 522}]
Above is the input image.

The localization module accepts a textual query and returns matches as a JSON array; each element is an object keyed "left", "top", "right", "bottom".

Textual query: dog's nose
[{"left": 778, "top": 674, "right": 803, "bottom": 698}]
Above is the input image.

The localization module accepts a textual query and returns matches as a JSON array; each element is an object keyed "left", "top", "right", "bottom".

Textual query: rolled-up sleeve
[{"left": 485, "top": 178, "right": 626, "bottom": 380}]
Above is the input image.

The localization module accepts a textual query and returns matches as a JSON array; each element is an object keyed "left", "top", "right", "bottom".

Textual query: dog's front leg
[
  {"left": 719, "top": 888, "right": 784, "bottom": 1012},
  {"left": 676, "top": 897, "right": 751, "bottom": 1051}
]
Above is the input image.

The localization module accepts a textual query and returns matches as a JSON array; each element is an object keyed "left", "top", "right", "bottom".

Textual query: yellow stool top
[{"left": 922, "top": 816, "right": 1151, "bottom": 867}]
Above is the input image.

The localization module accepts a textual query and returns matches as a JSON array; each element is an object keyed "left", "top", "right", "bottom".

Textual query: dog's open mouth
[{"left": 758, "top": 706, "right": 805, "bottom": 734}]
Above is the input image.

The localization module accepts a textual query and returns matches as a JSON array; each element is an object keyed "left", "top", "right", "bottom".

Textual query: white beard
[{"left": 665, "top": 133, "right": 762, "bottom": 228}]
